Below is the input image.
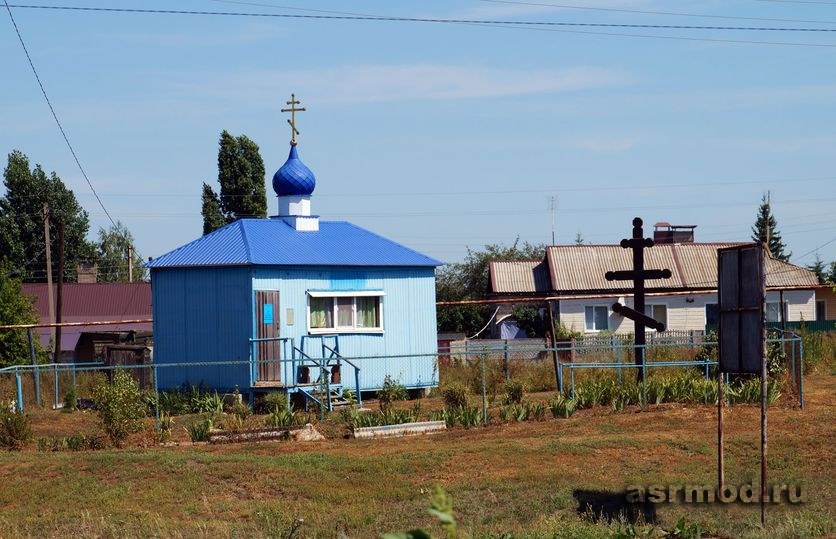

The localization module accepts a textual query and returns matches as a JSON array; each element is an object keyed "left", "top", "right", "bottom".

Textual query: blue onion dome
[{"left": 272, "top": 144, "right": 316, "bottom": 196}]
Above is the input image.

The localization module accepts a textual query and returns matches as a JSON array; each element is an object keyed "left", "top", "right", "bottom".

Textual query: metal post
[
  {"left": 717, "top": 364, "right": 725, "bottom": 493},
  {"left": 355, "top": 368, "right": 362, "bottom": 408},
  {"left": 616, "top": 340, "right": 622, "bottom": 384},
  {"left": 570, "top": 367, "right": 576, "bottom": 399},
  {"left": 28, "top": 328, "right": 41, "bottom": 407},
  {"left": 53, "top": 363, "right": 59, "bottom": 409},
  {"left": 557, "top": 359, "right": 563, "bottom": 394},
  {"left": 71, "top": 363, "right": 76, "bottom": 393},
  {"left": 799, "top": 339, "right": 804, "bottom": 409},
  {"left": 15, "top": 372, "right": 24, "bottom": 412},
  {"left": 790, "top": 334, "right": 796, "bottom": 385},
  {"left": 481, "top": 353, "right": 488, "bottom": 426},
  {"left": 761, "top": 252, "right": 768, "bottom": 527},
  {"left": 503, "top": 341, "right": 510, "bottom": 382},
  {"left": 153, "top": 365, "right": 160, "bottom": 430}
]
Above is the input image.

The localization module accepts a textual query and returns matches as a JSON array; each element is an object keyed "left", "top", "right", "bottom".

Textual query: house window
[
  {"left": 644, "top": 304, "right": 667, "bottom": 331},
  {"left": 705, "top": 303, "right": 719, "bottom": 326},
  {"left": 816, "top": 300, "right": 826, "bottom": 321},
  {"left": 766, "top": 302, "right": 787, "bottom": 323},
  {"left": 584, "top": 305, "right": 608, "bottom": 332},
  {"left": 307, "top": 291, "right": 383, "bottom": 333}
]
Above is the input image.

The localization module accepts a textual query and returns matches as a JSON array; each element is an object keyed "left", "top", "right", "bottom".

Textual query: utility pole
[
  {"left": 550, "top": 196, "right": 557, "bottom": 245},
  {"left": 43, "top": 203, "right": 55, "bottom": 360},
  {"left": 55, "top": 220, "right": 65, "bottom": 362},
  {"left": 128, "top": 246, "right": 133, "bottom": 283},
  {"left": 765, "top": 190, "right": 771, "bottom": 256}
]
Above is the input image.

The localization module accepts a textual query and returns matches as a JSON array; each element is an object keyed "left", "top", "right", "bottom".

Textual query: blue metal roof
[
  {"left": 146, "top": 219, "right": 442, "bottom": 268},
  {"left": 272, "top": 145, "right": 316, "bottom": 197}
]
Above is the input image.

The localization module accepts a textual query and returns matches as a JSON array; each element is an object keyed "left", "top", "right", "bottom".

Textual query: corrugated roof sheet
[
  {"left": 146, "top": 219, "right": 442, "bottom": 269},
  {"left": 489, "top": 260, "right": 550, "bottom": 293},
  {"left": 20, "top": 283, "right": 152, "bottom": 351},
  {"left": 491, "top": 243, "right": 818, "bottom": 294}
]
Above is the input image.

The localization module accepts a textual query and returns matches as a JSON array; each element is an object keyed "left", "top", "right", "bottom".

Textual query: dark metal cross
[
  {"left": 281, "top": 93, "right": 306, "bottom": 146},
  {"left": 605, "top": 217, "right": 672, "bottom": 381}
]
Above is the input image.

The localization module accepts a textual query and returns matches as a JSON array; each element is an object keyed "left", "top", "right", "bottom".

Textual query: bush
[
  {"left": 92, "top": 371, "right": 147, "bottom": 447},
  {"left": 157, "top": 413, "right": 173, "bottom": 443},
  {"left": 549, "top": 394, "right": 576, "bottom": 418},
  {"left": 377, "top": 375, "right": 408, "bottom": 413},
  {"left": 259, "top": 392, "right": 289, "bottom": 414},
  {"left": 264, "top": 406, "right": 300, "bottom": 428},
  {"left": 441, "top": 382, "right": 470, "bottom": 410},
  {"left": 186, "top": 415, "right": 213, "bottom": 442},
  {"left": 0, "top": 403, "right": 32, "bottom": 450},
  {"left": 503, "top": 379, "right": 525, "bottom": 404},
  {"left": 63, "top": 387, "right": 78, "bottom": 411}
]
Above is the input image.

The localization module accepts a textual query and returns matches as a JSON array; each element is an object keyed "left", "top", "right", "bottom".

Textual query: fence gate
[{"left": 255, "top": 290, "right": 281, "bottom": 383}]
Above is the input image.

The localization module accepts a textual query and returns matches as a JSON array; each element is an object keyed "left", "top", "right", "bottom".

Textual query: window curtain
[
  {"left": 310, "top": 297, "right": 333, "bottom": 328},
  {"left": 356, "top": 297, "right": 379, "bottom": 328}
]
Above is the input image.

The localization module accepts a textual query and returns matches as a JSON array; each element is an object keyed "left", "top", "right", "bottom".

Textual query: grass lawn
[{"left": 0, "top": 375, "right": 833, "bottom": 538}]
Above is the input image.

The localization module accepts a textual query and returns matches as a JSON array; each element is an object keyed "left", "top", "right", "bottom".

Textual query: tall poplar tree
[
  {"left": 751, "top": 194, "right": 791, "bottom": 261},
  {"left": 201, "top": 131, "right": 267, "bottom": 234},
  {"left": 0, "top": 151, "right": 96, "bottom": 282}
]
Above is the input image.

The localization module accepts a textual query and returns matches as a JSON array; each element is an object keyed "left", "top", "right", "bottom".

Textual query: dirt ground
[{"left": 1, "top": 375, "right": 833, "bottom": 538}]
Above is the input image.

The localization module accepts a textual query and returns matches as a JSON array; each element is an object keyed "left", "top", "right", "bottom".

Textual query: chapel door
[{"left": 255, "top": 290, "right": 281, "bottom": 383}]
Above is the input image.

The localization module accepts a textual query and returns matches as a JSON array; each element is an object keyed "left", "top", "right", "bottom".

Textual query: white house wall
[{"left": 559, "top": 289, "right": 816, "bottom": 334}]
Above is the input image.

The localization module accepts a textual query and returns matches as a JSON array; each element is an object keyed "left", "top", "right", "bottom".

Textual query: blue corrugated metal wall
[
  {"left": 252, "top": 266, "right": 438, "bottom": 390},
  {"left": 152, "top": 266, "right": 252, "bottom": 390}
]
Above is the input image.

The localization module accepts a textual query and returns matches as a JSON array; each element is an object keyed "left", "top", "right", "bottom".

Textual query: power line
[
  {"left": 478, "top": 0, "right": 836, "bottom": 25},
  {"left": 3, "top": 0, "right": 118, "bottom": 229},
  {"left": 6, "top": 4, "right": 836, "bottom": 32}
]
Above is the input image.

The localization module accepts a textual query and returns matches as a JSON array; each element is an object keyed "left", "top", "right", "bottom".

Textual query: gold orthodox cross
[{"left": 281, "top": 94, "right": 306, "bottom": 145}]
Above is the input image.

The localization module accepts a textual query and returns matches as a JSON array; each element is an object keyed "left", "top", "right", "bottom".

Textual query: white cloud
[
  {"left": 173, "top": 64, "right": 632, "bottom": 104},
  {"left": 561, "top": 135, "right": 637, "bottom": 152}
]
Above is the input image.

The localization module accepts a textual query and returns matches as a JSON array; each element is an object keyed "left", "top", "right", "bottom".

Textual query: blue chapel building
[{"left": 147, "top": 117, "right": 441, "bottom": 405}]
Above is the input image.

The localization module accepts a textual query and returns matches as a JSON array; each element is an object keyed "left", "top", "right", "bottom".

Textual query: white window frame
[
  {"left": 306, "top": 291, "right": 384, "bottom": 334},
  {"left": 765, "top": 301, "right": 788, "bottom": 323},
  {"left": 644, "top": 303, "right": 668, "bottom": 332},
  {"left": 584, "top": 305, "right": 609, "bottom": 333}
]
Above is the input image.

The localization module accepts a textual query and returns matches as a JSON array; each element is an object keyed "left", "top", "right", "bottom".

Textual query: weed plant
[
  {"left": 0, "top": 402, "right": 32, "bottom": 450},
  {"left": 377, "top": 375, "right": 408, "bottom": 413},
  {"left": 549, "top": 394, "right": 577, "bottom": 418},
  {"left": 502, "top": 379, "right": 525, "bottom": 404},
  {"left": 186, "top": 415, "right": 213, "bottom": 442},
  {"left": 92, "top": 371, "right": 146, "bottom": 447},
  {"left": 36, "top": 434, "right": 105, "bottom": 452}
]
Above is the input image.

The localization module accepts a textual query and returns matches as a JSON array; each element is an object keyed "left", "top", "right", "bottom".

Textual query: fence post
[
  {"left": 28, "top": 329, "right": 41, "bottom": 407},
  {"left": 53, "top": 363, "right": 59, "bottom": 409},
  {"left": 355, "top": 367, "right": 363, "bottom": 409},
  {"left": 153, "top": 364, "right": 160, "bottom": 430},
  {"left": 616, "top": 338, "right": 622, "bottom": 384},
  {"left": 570, "top": 367, "right": 576, "bottom": 400},
  {"left": 798, "top": 338, "right": 804, "bottom": 409},
  {"left": 790, "top": 333, "right": 796, "bottom": 386},
  {"left": 504, "top": 341, "right": 510, "bottom": 382},
  {"left": 480, "top": 353, "right": 488, "bottom": 426},
  {"left": 15, "top": 371, "right": 24, "bottom": 412}
]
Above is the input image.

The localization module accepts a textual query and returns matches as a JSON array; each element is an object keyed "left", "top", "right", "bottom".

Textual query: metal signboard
[{"left": 717, "top": 244, "right": 765, "bottom": 374}]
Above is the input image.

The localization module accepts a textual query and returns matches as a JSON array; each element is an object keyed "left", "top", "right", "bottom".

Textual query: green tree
[
  {"left": 0, "top": 151, "right": 96, "bottom": 281},
  {"left": 201, "top": 183, "right": 225, "bottom": 235},
  {"left": 0, "top": 262, "right": 44, "bottom": 368},
  {"left": 574, "top": 232, "right": 585, "bottom": 245},
  {"left": 751, "top": 194, "right": 791, "bottom": 261},
  {"left": 827, "top": 261, "right": 836, "bottom": 285},
  {"left": 202, "top": 131, "right": 267, "bottom": 234},
  {"left": 436, "top": 240, "right": 545, "bottom": 335},
  {"left": 96, "top": 221, "right": 146, "bottom": 282},
  {"left": 806, "top": 253, "right": 827, "bottom": 285}
]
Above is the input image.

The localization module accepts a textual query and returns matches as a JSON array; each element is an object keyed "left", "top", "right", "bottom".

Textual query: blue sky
[{"left": 2, "top": 0, "right": 835, "bottom": 268}]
